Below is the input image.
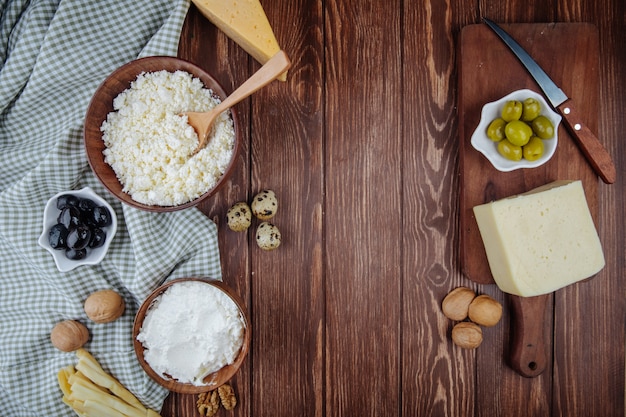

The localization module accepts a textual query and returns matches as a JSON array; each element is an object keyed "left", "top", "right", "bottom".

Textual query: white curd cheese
[
  {"left": 136, "top": 281, "right": 245, "bottom": 385},
  {"left": 100, "top": 70, "right": 235, "bottom": 206}
]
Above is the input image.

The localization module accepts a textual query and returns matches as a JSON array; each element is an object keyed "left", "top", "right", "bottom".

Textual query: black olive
[
  {"left": 57, "top": 206, "right": 82, "bottom": 229},
  {"left": 78, "top": 198, "right": 97, "bottom": 213},
  {"left": 48, "top": 224, "right": 68, "bottom": 249},
  {"left": 56, "top": 194, "right": 79, "bottom": 210},
  {"left": 65, "top": 248, "right": 87, "bottom": 260},
  {"left": 66, "top": 225, "right": 92, "bottom": 250},
  {"left": 92, "top": 206, "right": 112, "bottom": 227},
  {"left": 89, "top": 228, "right": 106, "bottom": 248},
  {"left": 81, "top": 211, "right": 96, "bottom": 227}
]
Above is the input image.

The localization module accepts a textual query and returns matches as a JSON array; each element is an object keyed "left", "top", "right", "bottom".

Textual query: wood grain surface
[{"left": 161, "top": 0, "right": 625, "bottom": 415}]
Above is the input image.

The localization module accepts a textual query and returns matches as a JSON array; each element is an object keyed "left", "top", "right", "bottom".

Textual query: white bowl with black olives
[{"left": 38, "top": 187, "right": 117, "bottom": 272}]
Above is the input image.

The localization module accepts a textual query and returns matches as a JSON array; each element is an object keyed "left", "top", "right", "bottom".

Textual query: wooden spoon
[{"left": 183, "top": 50, "right": 291, "bottom": 154}]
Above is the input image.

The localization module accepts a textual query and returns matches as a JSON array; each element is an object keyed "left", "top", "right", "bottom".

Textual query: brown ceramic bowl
[
  {"left": 83, "top": 56, "right": 241, "bottom": 212},
  {"left": 132, "top": 278, "right": 250, "bottom": 394}
]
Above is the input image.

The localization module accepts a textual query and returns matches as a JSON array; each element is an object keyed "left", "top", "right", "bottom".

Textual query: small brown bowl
[
  {"left": 132, "top": 278, "right": 250, "bottom": 394},
  {"left": 84, "top": 56, "right": 241, "bottom": 212}
]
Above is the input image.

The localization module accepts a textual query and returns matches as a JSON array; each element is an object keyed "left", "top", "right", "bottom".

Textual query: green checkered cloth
[{"left": 0, "top": 1, "right": 224, "bottom": 415}]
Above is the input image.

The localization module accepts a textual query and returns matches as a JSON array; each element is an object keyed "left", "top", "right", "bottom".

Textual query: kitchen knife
[{"left": 483, "top": 18, "right": 616, "bottom": 184}]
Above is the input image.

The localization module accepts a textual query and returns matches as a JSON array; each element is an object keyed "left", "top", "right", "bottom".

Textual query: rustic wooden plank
[
  {"left": 551, "top": 1, "right": 626, "bottom": 416},
  {"left": 246, "top": 1, "right": 325, "bottom": 416},
  {"left": 477, "top": 1, "right": 556, "bottom": 22},
  {"left": 401, "top": 1, "right": 476, "bottom": 416},
  {"left": 323, "top": 1, "right": 403, "bottom": 415}
]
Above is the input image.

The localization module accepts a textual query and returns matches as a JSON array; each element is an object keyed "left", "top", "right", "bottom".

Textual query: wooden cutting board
[{"left": 458, "top": 23, "right": 600, "bottom": 376}]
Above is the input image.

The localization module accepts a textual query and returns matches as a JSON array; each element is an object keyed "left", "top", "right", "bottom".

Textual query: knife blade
[{"left": 483, "top": 18, "right": 616, "bottom": 184}]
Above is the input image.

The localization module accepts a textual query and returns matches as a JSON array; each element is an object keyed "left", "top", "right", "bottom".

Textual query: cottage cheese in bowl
[{"left": 100, "top": 70, "right": 235, "bottom": 206}]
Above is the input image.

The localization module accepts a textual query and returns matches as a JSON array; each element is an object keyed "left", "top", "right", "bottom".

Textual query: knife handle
[
  {"left": 556, "top": 101, "right": 616, "bottom": 184},
  {"left": 508, "top": 294, "right": 549, "bottom": 378}
]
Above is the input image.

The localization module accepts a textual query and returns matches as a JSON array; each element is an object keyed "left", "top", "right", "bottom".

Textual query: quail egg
[
  {"left": 251, "top": 190, "right": 278, "bottom": 220},
  {"left": 255, "top": 222, "right": 281, "bottom": 251},
  {"left": 227, "top": 202, "right": 252, "bottom": 232}
]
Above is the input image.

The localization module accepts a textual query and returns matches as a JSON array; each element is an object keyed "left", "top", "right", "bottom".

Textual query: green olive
[
  {"left": 531, "top": 115, "right": 555, "bottom": 139},
  {"left": 497, "top": 139, "right": 523, "bottom": 161},
  {"left": 486, "top": 118, "right": 506, "bottom": 142},
  {"left": 522, "top": 98, "right": 541, "bottom": 122},
  {"left": 504, "top": 120, "right": 533, "bottom": 146},
  {"left": 522, "top": 136, "right": 545, "bottom": 161},
  {"left": 501, "top": 100, "right": 523, "bottom": 122}
]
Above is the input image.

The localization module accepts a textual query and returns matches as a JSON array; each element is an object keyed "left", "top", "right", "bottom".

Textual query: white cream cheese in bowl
[{"left": 134, "top": 279, "right": 248, "bottom": 391}]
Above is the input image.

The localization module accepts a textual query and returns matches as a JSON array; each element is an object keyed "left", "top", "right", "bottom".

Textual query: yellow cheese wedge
[
  {"left": 192, "top": 0, "right": 287, "bottom": 81},
  {"left": 473, "top": 180, "right": 605, "bottom": 297}
]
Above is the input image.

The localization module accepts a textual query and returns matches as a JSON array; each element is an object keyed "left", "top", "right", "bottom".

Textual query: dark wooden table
[{"left": 163, "top": 1, "right": 625, "bottom": 415}]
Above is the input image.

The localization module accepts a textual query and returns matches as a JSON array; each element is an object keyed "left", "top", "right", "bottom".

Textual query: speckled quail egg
[
  {"left": 227, "top": 202, "right": 252, "bottom": 232},
  {"left": 256, "top": 222, "right": 281, "bottom": 250},
  {"left": 251, "top": 190, "right": 278, "bottom": 220}
]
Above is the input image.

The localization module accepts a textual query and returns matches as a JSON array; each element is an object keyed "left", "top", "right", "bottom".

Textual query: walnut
[
  {"left": 441, "top": 287, "right": 476, "bottom": 321},
  {"left": 218, "top": 383, "right": 237, "bottom": 410},
  {"left": 468, "top": 294, "right": 503, "bottom": 327},
  {"left": 197, "top": 390, "right": 220, "bottom": 417},
  {"left": 84, "top": 289, "right": 125, "bottom": 323},
  {"left": 451, "top": 322, "right": 483, "bottom": 349},
  {"left": 50, "top": 320, "right": 90, "bottom": 352}
]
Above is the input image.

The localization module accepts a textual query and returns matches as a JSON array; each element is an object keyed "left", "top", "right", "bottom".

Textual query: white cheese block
[
  {"left": 192, "top": 0, "right": 287, "bottom": 81},
  {"left": 473, "top": 180, "right": 605, "bottom": 297}
]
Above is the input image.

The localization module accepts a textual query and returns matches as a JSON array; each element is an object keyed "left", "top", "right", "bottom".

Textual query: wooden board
[
  {"left": 458, "top": 23, "right": 600, "bottom": 377},
  {"left": 459, "top": 23, "right": 600, "bottom": 285}
]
